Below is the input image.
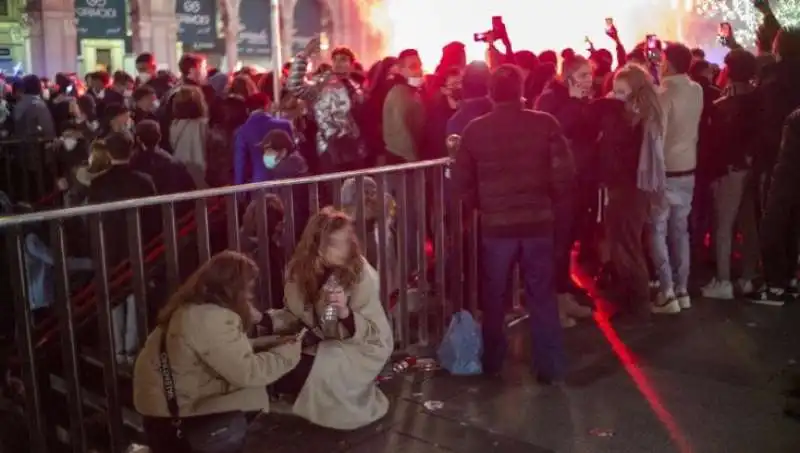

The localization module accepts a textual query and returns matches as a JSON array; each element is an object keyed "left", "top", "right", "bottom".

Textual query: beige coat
[
  {"left": 133, "top": 303, "right": 301, "bottom": 418},
  {"left": 268, "top": 258, "right": 394, "bottom": 430}
]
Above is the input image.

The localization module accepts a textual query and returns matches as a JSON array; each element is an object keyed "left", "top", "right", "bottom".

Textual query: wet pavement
[{"left": 245, "top": 297, "right": 800, "bottom": 453}]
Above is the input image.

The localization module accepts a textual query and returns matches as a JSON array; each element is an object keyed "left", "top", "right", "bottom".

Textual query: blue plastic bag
[{"left": 437, "top": 310, "right": 483, "bottom": 375}]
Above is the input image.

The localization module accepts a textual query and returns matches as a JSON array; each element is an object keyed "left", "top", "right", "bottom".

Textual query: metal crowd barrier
[
  {"left": 0, "top": 158, "right": 481, "bottom": 453},
  {"left": 0, "top": 138, "right": 60, "bottom": 206}
]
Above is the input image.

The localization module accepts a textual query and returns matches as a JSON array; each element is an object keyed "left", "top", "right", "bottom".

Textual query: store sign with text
[
  {"left": 177, "top": 0, "right": 217, "bottom": 50},
  {"left": 75, "top": 0, "right": 126, "bottom": 39},
  {"left": 238, "top": 0, "right": 271, "bottom": 57}
]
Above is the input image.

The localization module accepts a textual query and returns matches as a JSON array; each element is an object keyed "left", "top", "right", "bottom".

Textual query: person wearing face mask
[
  {"left": 534, "top": 56, "right": 597, "bottom": 327},
  {"left": 422, "top": 66, "right": 462, "bottom": 161},
  {"left": 134, "top": 52, "right": 171, "bottom": 100},
  {"left": 382, "top": 48, "right": 426, "bottom": 165},
  {"left": 593, "top": 63, "right": 665, "bottom": 324},
  {"left": 233, "top": 97, "right": 294, "bottom": 185},
  {"left": 287, "top": 37, "right": 366, "bottom": 174}
]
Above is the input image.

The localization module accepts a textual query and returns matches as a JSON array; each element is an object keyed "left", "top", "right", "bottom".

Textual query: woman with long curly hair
[
  {"left": 595, "top": 63, "right": 665, "bottom": 324},
  {"left": 260, "top": 207, "right": 393, "bottom": 430},
  {"left": 133, "top": 251, "right": 302, "bottom": 453}
]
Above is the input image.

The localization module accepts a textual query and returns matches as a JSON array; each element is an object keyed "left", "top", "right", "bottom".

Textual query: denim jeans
[
  {"left": 481, "top": 236, "right": 565, "bottom": 380},
  {"left": 651, "top": 175, "right": 695, "bottom": 294}
]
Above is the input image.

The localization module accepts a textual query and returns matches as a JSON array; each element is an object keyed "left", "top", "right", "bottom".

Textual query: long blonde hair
[{"left": 614, "top": 63, "right": 664, "bottom": 132}]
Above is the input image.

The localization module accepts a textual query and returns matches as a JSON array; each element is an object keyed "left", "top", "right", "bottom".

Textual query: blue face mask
[{"left": 263, "top": 154, "right": 278, "bottom": 169}]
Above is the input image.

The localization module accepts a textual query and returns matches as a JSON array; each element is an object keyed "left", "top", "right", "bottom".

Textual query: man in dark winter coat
[{"left": 454, "top": 64, "right": 574, "bottom": 383}]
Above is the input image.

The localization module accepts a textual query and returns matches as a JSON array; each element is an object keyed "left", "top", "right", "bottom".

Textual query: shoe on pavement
[
  {"left": 558, "top": 293, "right": 592, "bottom": 319},
  {"left": 750, "top": 287, "right": 788, "bottom": 307},
  {"left": 676, "top": 291, "right": 692, "bottom": 309},
  {"left": 652, "top": 292, "right": 681, "bottom": 314},
  {"left": 736, "top": 279, "right": 754, "bottom": 296},
  {"left": 701, "top": 279, "right": 734, "bottom": 300}
]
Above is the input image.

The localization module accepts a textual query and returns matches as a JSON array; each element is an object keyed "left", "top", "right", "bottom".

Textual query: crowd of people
[{"left": 1, "top": 0, "right": 800, "bottom": 451}]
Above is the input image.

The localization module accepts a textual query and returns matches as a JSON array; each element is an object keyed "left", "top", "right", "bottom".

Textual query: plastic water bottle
[{"left": 321, "top": 275, "right": 340, "bottom": 337}]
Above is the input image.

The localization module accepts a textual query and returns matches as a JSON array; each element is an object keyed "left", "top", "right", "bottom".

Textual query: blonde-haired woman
[
  {"left": 133, "top": 251, "right": 302, "bottom": 453},
  {"left": 596, "top": 63, "right": 666, "bottom": 324},
  {"left": 260, "top": 207, "right": 393, "bottom": 430}
]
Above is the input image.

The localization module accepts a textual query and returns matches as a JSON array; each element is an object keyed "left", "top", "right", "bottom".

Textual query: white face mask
[
  {"left": 124, "top": 89, "right": 133, "bottom": 98},
  {"left": 41, "top": 90, "right": 50, "bottom": 101},
  {"left": 138, "top": 72, "right": 151, "bottom": 83},
  {"left": 152, "top": 99, "right": 160, "bottom": 110},
  {"left": 62, "top": 137, "right": 78, "bottom": 151},
  {"left": 407, "top": 77, "right": 424, "bottom": 88},
  {"left": 87, "top": 120, "right": 99, "bottom": 131}
]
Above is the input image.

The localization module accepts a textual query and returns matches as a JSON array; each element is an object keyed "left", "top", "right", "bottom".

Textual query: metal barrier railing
[
  {"left": 0, "top": 139, "right": 61, "bottom": 206},
  {"left": 0, "top": 158, "right": 480, "bottom": 453}
]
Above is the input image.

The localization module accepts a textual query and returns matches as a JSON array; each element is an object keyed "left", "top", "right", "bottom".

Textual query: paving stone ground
[{"left": 244, "top": 296, "right": 800, "bottom": 453}]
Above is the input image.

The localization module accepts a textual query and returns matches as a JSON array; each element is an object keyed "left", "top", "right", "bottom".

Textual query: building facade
[{"left": 16, "top": 0, "right": 372, "bottom": 78}]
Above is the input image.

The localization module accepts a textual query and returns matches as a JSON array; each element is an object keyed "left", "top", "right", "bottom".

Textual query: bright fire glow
[{"left": 363, "top": 0, "right": 690, "bottom": 70}]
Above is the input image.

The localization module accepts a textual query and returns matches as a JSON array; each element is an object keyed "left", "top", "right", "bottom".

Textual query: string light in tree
[{"left": 696, "top": 0, "right": 800, "bottom": 47}]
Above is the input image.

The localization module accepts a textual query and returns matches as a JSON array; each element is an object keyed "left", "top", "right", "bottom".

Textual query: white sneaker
[
  {"left": 701, "top": 279, "right": 734, "bottom": 300},
  {"left": 652, "top": 292, "right": 681, "bottom": 314},
  {"left": 677, "top": 292, "right": 692, "bottom": 309},
  {"left": 736, "top": 279, "right": 754, "bottom": 295}
]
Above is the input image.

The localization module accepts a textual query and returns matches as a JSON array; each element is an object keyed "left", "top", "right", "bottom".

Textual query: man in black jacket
[
  {"left": 87, "top": 131, "right": 159, "bottom": 267},
  {"left": 752, "top": 108, "right": 800, "bottom": 306},
  {"left": 454, "top": 64, "right": 574, "bottom": 382}
]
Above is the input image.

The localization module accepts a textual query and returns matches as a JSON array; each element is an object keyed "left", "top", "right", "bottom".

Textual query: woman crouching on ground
[
  {"left": 133, "top": 251, "right": 302, "bottom": 453},
  {"left": 261, "top": 207, "right": 394, "bottom": 430}
]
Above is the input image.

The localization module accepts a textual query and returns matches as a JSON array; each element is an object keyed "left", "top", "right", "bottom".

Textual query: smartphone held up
[{"left": 718, "top": 22, "right": 732, "bottom": 47}]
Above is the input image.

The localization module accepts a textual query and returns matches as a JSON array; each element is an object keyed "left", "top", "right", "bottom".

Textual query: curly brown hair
[
  {"left": 157, "top": 251, "right": 260, "bottom": 331},
  {"left": 286, "top": 207, "right": 363, "bottom": 305}
]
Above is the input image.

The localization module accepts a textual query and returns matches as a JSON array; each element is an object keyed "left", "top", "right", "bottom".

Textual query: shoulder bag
[{"left": 158, "top": 329, "right": 248, "bottom": 453}]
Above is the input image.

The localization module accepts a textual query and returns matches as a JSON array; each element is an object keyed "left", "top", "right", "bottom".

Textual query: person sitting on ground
[
  {"left": 240, "top": 194, "right": 287, "bottom": 307},
  {"left": 259, "top": 208, "right": 393, "bottom": 430},
  {"left": 133, "top": 251, "right": 303, "bottom": 453}
]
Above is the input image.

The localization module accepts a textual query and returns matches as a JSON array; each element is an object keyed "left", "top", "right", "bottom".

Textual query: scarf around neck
[{"left": 636, "top": 116, "right": 666, "bottom": 193}]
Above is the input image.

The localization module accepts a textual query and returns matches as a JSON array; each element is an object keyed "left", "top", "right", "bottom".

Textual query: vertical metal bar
[
  {"left": 51, "top": 220, "right": 87, "bottom": 453},
  {"left": 126, "top": 209, "right": 149, "bottom": 348},
  {"left": 282, "top": 186, "right": 296, "bottom": 258},
  {"left": 332, "top": 178, "right": 342, "bottom": 207},
  {"left": 432, "top": 166, "right": 447, "bottom": 340},
  {"left": 34, "top": 143, "right": 45, "bottom": 201},
  {"left": 453, "top": 201, "right": 464, "bottom": 315},
  {"left": 195, "top": 197, "right": 211, "bottom": 263},
  {"left": 415, "top": 169, "right": 429, "bottom": 346},
  {"left": 6, "top": 226, "right": 47, "bottom": 453},
  {"left": 255, "top": 190, "right": 274, "bottom": 310},
  {"left": 270, "top": 0, "right": 283, "bottom": 105},
  {"left": 470, "top": 210, "right": 480, "bottom": 314},
  {"left": 89, "top": 215, "right": 123, "bottom": 453},
  {"left": 354, "top": 176, "right": 367, "bottom": 245},
  {"left": 21, "top": 143, "right": 31, "bottom": 202},
  {"left": 309, "top": 182, "right": 320, "bottom": 213},
  {"left": 375, "top": 173, "right": 390, "bottom": 315},
  {"left": 3, "top": 143, "right": 14, "bottom": 200},
  {"left": 226, "top": 194, "right": 241, "bottom": 252},
  {"left": 161, "top": 202, "right": 180, "bottom": 293},
  {"left": 396, "top": 171, "right": 410, "bottom": 349}
]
